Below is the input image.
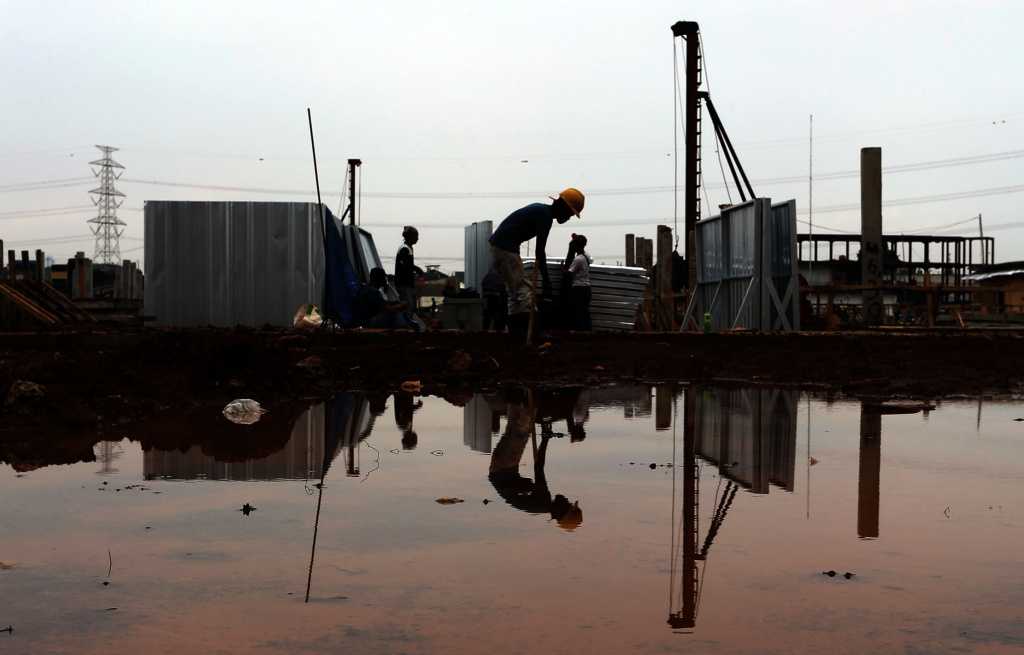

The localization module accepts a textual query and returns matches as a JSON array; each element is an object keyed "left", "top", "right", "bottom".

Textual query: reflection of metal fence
[
  {"left": 693, "top": 387, "right": 798, "bottom": 494},
  {"left": 683, "top": 199, "right": 799, "bottom": 331}
]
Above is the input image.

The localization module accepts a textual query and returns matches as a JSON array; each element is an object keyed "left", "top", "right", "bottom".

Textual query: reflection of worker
[
  {"left": 394, "top": 390, "right": 423, "bottom": 450},
  {"left": 488, "top": 387, "right": 583, "bottom": 531},
  {"left": 489, "top": 189, "right": 585, "bottom": 339},
  {"left": 395, "top": 226, "right": 424, "bottom": 313}
]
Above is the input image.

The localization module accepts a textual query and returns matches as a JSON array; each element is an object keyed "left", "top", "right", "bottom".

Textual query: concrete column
[
  {"left": 857, "top": 405, "right": 881, "bottom": 539},
  {"left": 35, "top": 250, "right": 44, "bottom": 282},
  {"left": 861, "top": 147, "right": 883, "bottom": 325},
  {"left": 625, "top": 234, "right": 635, "bottom": 267},
  {"left": 656, "top": 225, "right": 674, "bottom": 330}
]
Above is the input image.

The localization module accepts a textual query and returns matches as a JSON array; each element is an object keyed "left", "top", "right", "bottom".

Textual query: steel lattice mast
[{"left": 87, "top": 145, "right": 126, "bottom": 264}]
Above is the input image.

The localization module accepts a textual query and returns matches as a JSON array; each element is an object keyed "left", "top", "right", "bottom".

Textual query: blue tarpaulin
[{"left": 321, "top": 208, "right": 361, "bottom": 326}]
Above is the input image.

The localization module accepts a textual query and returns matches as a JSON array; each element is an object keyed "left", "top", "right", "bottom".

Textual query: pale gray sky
[{"left": 2, "top": 0, "right": 1023, "bottom": 269}]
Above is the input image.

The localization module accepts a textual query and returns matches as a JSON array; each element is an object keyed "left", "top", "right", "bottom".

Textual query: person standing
[
  {"left": 481, "top": 266, "right": 508, "bottom": 332},
  {"left": 567, "top": 234, "right": 592, "bottom": 331},
  {"left": 489, "top": 188, "right": 585, "bottom": 339},
  {"left": 395, "top": 226, "right": 423, "bottom": 314}
]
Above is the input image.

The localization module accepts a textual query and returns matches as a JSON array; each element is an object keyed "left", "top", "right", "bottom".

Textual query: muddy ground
[{"left": 0, "top": 326, "right": 1020, "bottom": 436}]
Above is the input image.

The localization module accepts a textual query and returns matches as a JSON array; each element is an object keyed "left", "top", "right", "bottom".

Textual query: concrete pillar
[
  {"left": 625, "top": 234, "right": 636, "bottom": 267},
  {"left": 656, "top": 225, "right": 674, "bottom": 330},
  {"left": 861, "top": 147, "right": 883, "bottom": 325},
  {"left": 857, "top": 405, "right": 881, "bottom": 539},
  {"left": 34, "top": 249, "right": 44, "bottom": 282},
  {"left": 71, "top": 252, "right": 93, "bottom": 299}
]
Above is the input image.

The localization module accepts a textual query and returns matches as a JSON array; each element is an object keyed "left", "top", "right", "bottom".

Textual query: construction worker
[
  {"left": 489, "top": 188, "right": 585, "bottom": 338},
  {"left": 394, "top": 226, "right": 424, "bottom": 313}
]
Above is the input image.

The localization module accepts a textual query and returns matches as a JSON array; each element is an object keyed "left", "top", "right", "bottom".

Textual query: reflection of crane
[{"left": 668, "top": 389, "right": 740, "bottom": 632}]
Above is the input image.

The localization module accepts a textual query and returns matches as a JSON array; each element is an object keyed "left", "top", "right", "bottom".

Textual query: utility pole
[{"left": 87, "top": 145, "right": 126, "bottom": 264}]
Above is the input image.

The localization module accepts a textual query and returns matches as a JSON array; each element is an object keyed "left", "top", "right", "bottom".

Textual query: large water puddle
[{"left": 1, "top": 386, "right": 1022, "bottom": 654}]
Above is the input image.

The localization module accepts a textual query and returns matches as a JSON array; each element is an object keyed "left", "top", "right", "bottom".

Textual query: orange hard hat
[{"left": 552, "top": 188, "right": 585, "bottom": 217}]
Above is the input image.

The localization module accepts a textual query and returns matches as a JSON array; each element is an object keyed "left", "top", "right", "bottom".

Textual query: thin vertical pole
[
  {"left": 307, "top": 108, "right": 327, "bottom": 250},
  {"left": 673, "top": 38, "right": 679, "bottom": 249},
  {"left": 305, "top": 477, "right": 325, "bottom": 603},
  {"left": 808, "top": 114, "right": 814, "bottom": 282}
]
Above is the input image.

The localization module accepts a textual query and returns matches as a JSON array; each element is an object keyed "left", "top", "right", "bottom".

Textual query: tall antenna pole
[
  {"left": 808, "top": 114, "right": 814, "bottom": 281},
  {"left": 87, "top": 145, "right": 126, "bottom": 264}
]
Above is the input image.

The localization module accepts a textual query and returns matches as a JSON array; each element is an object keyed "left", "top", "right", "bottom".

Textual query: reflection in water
[
  {"left": 2, "top": 384, "right": 1021, "bottom": 653},
  {"left": 670, "top": 387, "right": 800, "bottom": 632},
  {"left": 858, "top": 406, "right": 882, "bottom": 539},
  {"left": 486, "top": 388, "right": 584, "bottom": 530},
  {"left": 142, "top": 394, "right": 379, "bottom": 481}
]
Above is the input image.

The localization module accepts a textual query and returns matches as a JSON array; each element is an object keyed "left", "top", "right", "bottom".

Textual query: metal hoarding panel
[
  {"left": 464, "top": 221, "right": 493, "bottom": 292},
  {"left": 144, "top": 201, "right": 325, "bottom": 327}
]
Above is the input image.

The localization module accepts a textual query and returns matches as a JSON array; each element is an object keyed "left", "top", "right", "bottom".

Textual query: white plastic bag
[
  {"left": 292, "top": 304, "right": 323, "bottom": 329},
  {"left": 222, "top": 399, "right": 267, "bottom": 425}
]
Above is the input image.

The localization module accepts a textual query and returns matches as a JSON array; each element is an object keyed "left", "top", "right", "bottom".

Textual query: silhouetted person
[
  {"left": 488, "top": 387, "right": 582, "bottom": 530},
  {"left": 394, "top": 390, "right": 423, "bottom": 451}
]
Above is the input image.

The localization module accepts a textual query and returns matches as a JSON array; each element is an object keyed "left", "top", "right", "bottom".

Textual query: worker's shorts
[{"left": 490, "top": 246, "right": 533, "bottom": 316}]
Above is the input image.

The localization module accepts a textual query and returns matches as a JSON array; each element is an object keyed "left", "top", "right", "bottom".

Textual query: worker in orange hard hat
[{"left": 489, "top": 188, "right": 584, "bottom": 340}]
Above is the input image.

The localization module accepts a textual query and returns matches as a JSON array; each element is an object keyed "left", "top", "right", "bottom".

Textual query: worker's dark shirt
[
  {"left": 353, "top": 285, "right": 386, "bottom": 326},
  {"left": 395, "top": 245, "right": 417, "bottom": 288},
  {"left": 490, "top": 203, "right": 554, "bottom": 255}
]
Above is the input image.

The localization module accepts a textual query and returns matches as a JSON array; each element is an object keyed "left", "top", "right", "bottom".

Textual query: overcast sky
[{"left": 2, "top": 0, "right": 1023, "bottom": 269}]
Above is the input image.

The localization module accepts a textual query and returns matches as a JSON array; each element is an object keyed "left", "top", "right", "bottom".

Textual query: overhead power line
[{"left": 113, "top": 148, "right": 1024, "bottom": 199}]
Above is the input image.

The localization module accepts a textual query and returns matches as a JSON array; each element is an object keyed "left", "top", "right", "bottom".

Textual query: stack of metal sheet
[{"left": 524, "top": 261, "right": 648, "bottom": 331}]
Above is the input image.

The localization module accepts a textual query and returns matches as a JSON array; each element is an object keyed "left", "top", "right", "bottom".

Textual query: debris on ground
[
  {"left": 240, "top": 503, "right": 257, "bottom": 516},
  {"left": 222, "top": 399, "right": 266, "bottom": 425},
  {"left": 944, "top": 506, "right": 951, "bottom": 518},
  {"left": 0, "top": 562, "right": 14, "bottom": 571},
  {"left": 482, "top": 499, "right": 491, "bottom": 505},
  {"left": 822, "top": 570, "right": 837, "bottom": 577},
  {"left": 809, "top": 457, "right": 819, "bottom": 466},
  {"left": 5, "top": 380, "right": 45, "bottom": 406},
  {"left": 649, "top": 463, "right": 657, "bottom": 469},
  {"left": 292, "top": 304, "right": 323, "bottom": 329},
  {"left": 435, "top": 497, "right": 465, "bottom": 505},
  {"left": 1, "top": 626, "right": 12, "bottom": 635},
  {"left": 844, "top": 572, "right": 856, "bottom": 579},
  {"left": 295, "top": 355, "right": 323, "bottom": 369}
]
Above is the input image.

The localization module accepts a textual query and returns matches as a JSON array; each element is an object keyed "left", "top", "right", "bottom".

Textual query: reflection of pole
[
  {"left": 656, "top": 385, "right": 672, "bottom": 431},
  {"left": 305, "top": 476, "right": 325, "bottom": 603},
  {"left": 806, "top": 394, "right": 811, "bottom": 520},
  {"left": 857, "top": 405, "right": 881, "bottom": 539}
]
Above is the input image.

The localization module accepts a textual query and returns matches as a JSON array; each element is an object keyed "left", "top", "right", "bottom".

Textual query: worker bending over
[{"left": 489, "top": 188, "right": 585, "bottom": 338}]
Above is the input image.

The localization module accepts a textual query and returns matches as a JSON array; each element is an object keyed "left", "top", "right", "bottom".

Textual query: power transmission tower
[{"left": 87, "top": 145, "right": 126, "bottom": 264}]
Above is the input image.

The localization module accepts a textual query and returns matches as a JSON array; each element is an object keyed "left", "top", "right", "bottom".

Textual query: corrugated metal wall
[
  {"left": 145, "top": 201, "right": 326, "bottom": 327},
  {"left": 691, "top": 198, "right": 799, "bottom": 331},
  {"left": 525, "top": 261, "right": 648, "bottom": 331}
]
